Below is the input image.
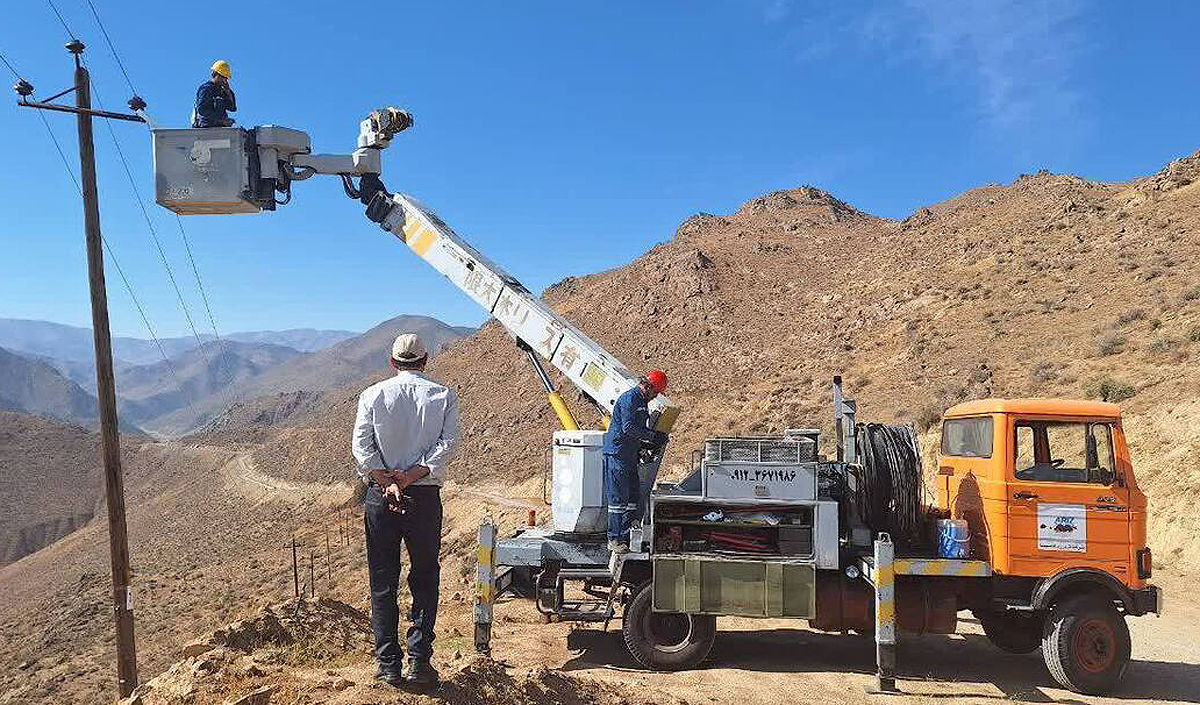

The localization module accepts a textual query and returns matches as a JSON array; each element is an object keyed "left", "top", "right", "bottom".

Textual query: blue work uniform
[
  {"left": 602, "top": 385, "right": 659, "bottom": 543},
  {"left": 192, "top": 79, "right": 237, "bottom": 127}
]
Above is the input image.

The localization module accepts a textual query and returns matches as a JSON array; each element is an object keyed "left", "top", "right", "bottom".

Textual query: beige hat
[{"left": 391, "top": 333, "right": 428, "bottom": 363}]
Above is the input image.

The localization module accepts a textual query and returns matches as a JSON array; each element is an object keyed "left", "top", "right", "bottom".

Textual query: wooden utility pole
[
  {"left": 18, "top": 41, "right": 148, "bottom": 702},
  {"left": 72, "top": 39, "right": 139, "bottom": 697},
  {"left": 292, "top": 537, "right": 300, "bottom": 598}
]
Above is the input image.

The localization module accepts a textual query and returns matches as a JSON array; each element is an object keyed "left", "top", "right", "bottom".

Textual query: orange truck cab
[{"left": 937, "top": 398, "right": 1162, "bottom": 693}]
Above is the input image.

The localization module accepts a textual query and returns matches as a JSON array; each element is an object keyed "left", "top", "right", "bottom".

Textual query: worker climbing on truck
[
  {"left": 191, "top": 60, "right": 237, "bottom": 128},
  {"left": 603, "top": 369, "right": 669, "bottom": 560}
]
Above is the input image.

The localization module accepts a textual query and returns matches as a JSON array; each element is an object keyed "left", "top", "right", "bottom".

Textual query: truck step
[{"left": 557, "top": 600, "right": 613, "bottom": 622}]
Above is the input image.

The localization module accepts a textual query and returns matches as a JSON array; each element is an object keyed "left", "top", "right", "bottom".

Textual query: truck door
[{"left": 1006, "top": 419, "right": 1130, "bottom": 579}]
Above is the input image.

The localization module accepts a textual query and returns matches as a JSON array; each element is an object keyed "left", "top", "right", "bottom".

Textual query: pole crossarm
[{"left": 18, "top": 97, "right": 145, "bottom": 123}]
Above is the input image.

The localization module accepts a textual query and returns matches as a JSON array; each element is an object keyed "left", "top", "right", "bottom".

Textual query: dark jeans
[
  {"left": 364, "top": 483, "right": 442, "bottom": 669},
  {"left": 604, "top": 454, "right": 639, "bottom": 543}
]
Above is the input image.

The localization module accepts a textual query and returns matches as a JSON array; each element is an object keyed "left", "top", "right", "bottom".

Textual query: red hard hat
[{"left": 645, "top": 369, "right": 668, "bottom": 394}]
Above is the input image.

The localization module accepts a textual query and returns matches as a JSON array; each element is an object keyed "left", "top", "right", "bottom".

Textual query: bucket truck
[{"left": 152, "top": 110, "right": 1161, "bottom": 696}]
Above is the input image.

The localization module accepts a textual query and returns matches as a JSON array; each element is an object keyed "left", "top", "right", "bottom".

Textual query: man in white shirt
[{"left": 352, "top": 333, "right": 459, "bottom": 688}]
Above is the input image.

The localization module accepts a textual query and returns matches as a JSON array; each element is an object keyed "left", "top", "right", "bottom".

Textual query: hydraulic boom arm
[
  {"left": 356, "top": 175, "right": 678, "bottom": 431},
  {"left": 152, "top": 107, "right": 679, "bottom": 431}
]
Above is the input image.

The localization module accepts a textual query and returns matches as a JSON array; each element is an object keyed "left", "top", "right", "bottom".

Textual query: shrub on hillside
[
  {"left": 1096, "top": 332, "right": 1127, "bottom": 356},
  {"left": 914, "top": 404, "right": 943, "bottom": 432},
  {"left": 1147, "top": 337, "right": 1187, "bottom": 362},
  {"left": 1030, "top": 361, "right": 1058, "bottom": 384},
  {"left": 1182, "top": 285, "right": 1200, "bottom": 302},
  {"left": 1116, "top": 308, "right": 1147, "bottom": 325},
  {"left": 1084, "top": 376, "right": 1137, "bottom": 403}
]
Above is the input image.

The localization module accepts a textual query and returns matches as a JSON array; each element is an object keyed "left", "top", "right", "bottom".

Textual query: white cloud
[
  {"left": 897, "top": 0, "right": 1088, "bottom": 139},
  {"left": 766, "top": 1, "right": 1091, "bottom": 157}
]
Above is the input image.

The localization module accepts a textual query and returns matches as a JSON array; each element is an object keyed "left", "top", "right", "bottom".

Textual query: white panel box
[
  {"left": 703, "top": 461, "right": 818, "bottom": 501},
  {"left": 551, "top": 430, "right": 607, "bottom": 534},
  {"left": 701, "top": 437, "right": 818, "bottom": 501}
]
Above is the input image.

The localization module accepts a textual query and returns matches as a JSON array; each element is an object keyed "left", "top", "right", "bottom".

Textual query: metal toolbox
[
  {"left": 701, "top": 437, "right": 818, "bottom": 501},
  {"left": 777, "top": 525, "right": 814, "bottom": 556}
]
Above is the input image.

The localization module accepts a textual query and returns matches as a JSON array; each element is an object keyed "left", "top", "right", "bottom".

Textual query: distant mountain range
[
  {"left": 137, "top": 314, "right": 472, "bottom": 436},
  {"left": 0, "top": 315, "right": 473, "bottom": 437},
  {"left": 0, "top": 318, "right": 359, "bottom": 384}
]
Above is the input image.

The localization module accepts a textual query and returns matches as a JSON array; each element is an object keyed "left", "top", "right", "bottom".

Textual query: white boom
[
  {"left": 372, "top": 192, "right": 678, "bottom": 430},
  {"left": 151, "top": 108, "right": 679, "bottom": 431}
]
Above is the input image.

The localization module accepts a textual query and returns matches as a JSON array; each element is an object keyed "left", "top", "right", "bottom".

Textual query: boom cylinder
[{"left": 526, "top": 348, "right": 579, "bottom": 431}]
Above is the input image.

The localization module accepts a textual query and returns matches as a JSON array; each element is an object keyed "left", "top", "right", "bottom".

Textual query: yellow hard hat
[{"left": 211, "top": 60, "right": 231, "bottom": 79}]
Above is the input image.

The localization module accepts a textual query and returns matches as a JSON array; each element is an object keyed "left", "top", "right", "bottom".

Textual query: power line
[
  {"left": 79, "top": 2, "right": 224, "bottom": 347},
  {"left": 0, "top": 49, "right": 23, "bottom": 80},
  {"left": 32, "top": 104, "right": 181, "bottom": 386},
  {"left": 81, "top": 0, "right": 136, "bottom": 97},
  {"left": 44, "top": 0, "right": 78, "bottom": 39},
  {"left": 175, "top": 215, "right": 222, "bottom": 342},
  {"left": 90, "top": 81, "right": 211, "bottom": 358},
  {"left": 11, "top": 41, "right": 180, "bottom": 382}
]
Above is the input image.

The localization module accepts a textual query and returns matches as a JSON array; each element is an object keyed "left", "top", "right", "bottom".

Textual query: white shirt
[{"left": 352, "top": 371, "right": 459, "bottom": 486}]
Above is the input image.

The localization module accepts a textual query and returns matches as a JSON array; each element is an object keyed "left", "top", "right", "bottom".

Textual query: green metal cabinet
[{"left": 652, "top": 556, "right": 816, "bottom": 617}]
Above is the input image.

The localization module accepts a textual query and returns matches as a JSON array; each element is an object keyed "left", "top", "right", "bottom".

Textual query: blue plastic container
[{"left": 937, "top": 519, "right": 970, "bottom": 559}]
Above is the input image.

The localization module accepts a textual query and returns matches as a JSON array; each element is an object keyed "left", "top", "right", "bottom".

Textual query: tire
[
  {"left": 621, "top": 581, "right": 717, "bottom": 670},
  {"left": 979, "top": 610, "right": 1043, "bottom": 654},
  {"left": 1041, "top": 594, "right": 1131, "bottom": 695}
]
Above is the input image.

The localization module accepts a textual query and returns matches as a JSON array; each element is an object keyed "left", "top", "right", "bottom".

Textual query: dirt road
[{"left": 479, "top": 570, "right": 1199, "bottom": 705}]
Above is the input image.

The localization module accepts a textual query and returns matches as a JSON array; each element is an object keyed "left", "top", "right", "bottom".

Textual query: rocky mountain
[
  {"left": 0, "top": 316, "right": 471, "bottom": 438},
  {"left": 114, "top": 340, "right": 306, "bottom": 437},
  {"left": 243, "top": 314, "right": 472, "bottom": 394},
  {"left": 0, "top": 346, "right": 109, "bottom": 430},
  {"left": 189, "top": 314, "right": 473, "bottom": 440},
  {"left": 147, "top": 314, "right": 469, "bottom": 437},
  {"left": 248, "top": 154, "right": 1200, "bottom": 570}
]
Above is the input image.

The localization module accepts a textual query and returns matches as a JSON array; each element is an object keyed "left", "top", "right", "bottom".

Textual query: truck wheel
[
  {"left": 979, "top": 610, "right": 1043, "bottom": 654},
  {"left": 1042, "top": 594, "right": 1131, "bottom": 695},
  {"left": 622, "top": 581, "right": 716, "bottom": 670}
]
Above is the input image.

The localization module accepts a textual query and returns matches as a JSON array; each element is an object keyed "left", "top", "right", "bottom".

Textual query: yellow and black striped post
[
  {"left": 874, "top": 533, "right": 898, "bottom": 692},
  {"left": 474, "top": 520, "right": 497, "bottom": 655}
]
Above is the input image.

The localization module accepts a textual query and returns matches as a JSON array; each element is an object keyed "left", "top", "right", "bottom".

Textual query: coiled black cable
[{"left": 856, "top": 423, "right": 923, "bottom": 549}]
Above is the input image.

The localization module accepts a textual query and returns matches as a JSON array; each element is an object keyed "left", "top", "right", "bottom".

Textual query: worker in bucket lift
[
  {"left": 603, "top": 369, "right": 669, "bottom": 559},
  {"left": 352, "top": 334, "right": 459, "bottom": 689},
  {"left": 191, "top": 60, "right": 237, "bottom": 128}
]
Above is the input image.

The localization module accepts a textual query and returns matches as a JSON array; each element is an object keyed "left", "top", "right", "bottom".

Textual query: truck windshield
[
  {"left": 941, "top": 417, "right": 993, "bottom": 457},
  {"left": 1014, "top": 421, "right": 1116, "bottom": 484}
]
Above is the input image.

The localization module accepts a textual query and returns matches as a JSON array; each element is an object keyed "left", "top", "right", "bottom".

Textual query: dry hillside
[
  {"left": 0, "top": 413, "right": 107, "bottom": 564},
  {"left": 3, "top": 150, "right": 1200, "bottom": 705},
  {"left": 250, "top": 152, "right": 1200, "bottom": 567}
]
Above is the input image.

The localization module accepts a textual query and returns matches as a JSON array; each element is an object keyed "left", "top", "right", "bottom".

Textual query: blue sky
[{"left": 1, "top": 1, "right": 1198, "bottom": 338}]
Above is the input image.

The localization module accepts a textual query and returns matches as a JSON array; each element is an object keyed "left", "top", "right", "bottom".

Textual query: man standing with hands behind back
[{"left": 353, "top": 333, "right": 458, "bottom": 689}]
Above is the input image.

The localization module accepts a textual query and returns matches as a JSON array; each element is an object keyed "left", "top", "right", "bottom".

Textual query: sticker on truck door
[{"left": 1037, "top": 503, "right": 1087, "bottom": 552}]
